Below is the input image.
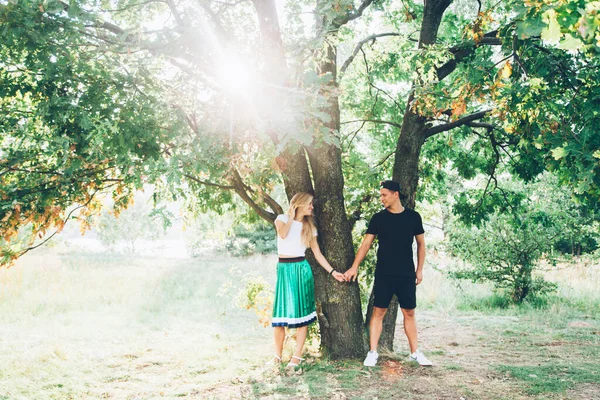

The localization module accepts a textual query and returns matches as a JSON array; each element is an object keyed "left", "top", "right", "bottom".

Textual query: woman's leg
[
  {"left": 292, "top": 326, "right": 308, "bottom": 359},
  {"left": 274, "top": 326, "right": 285, "bottom": 358}
]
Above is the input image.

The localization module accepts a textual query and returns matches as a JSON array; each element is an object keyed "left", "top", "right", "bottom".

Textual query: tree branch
[
  {"left": 340, "top": 33, "right": 401, "bottom": 77},
  {"left": 332, "top": 0, "right": 374, "bottom": 28},
  {"left": 437, "top": 30, "right": 502, "bottom": 81},
  {"left": 424, "top": 109, "right": 491, "bottom": 138},
  {"left": 356, "top": 47, "right": 403, "bottom": 110},
  {"left": 16, "top": 188, "right": 104, "bottom": 259},
  {"left": 466, "top": 122, "right": 495, "bottom": 130},
  {"left": 251, "top": 187, "right": 284, "bottom": 215},
  {"left": 374, "top": 150, "right": 396, "bottom": 168},
  {"left": 209, "top": 0, "right": 249, "bottom": 7},
  {"left": 341, "top": 119, "right": 403, "bottom": 130},
  {"left": 165, "top": 0, "right": 185, "bottom": 26},
  {"left": 230, "top": 169, "right": 276, "bottom": 223},
  {"left": 100, "top": 0, "right": 165, "bottom": 13},
  {"left": 342, "top": 120, "right": 366, "bottom": 151},
  {"left": 183, "top": 173, "right": 236, "bottom": 190},
  {"left": 260, "top": 191, "right": 284, "bottom": 215},
  {"left": 184, "top": 171, "right": 280, "bottom": 218},
  {"left": 173, "top": 105, "right": 198, "bottom": 133}
]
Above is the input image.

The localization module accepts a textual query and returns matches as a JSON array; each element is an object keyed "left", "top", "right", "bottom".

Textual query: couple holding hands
[{"left": 271, "top": 180, "right": 432, "bottom": 368}]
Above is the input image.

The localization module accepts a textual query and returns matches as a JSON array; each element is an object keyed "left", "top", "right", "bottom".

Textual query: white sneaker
[
  {"left": 408, "top": 349, "right": 432, "bottom": 366},
  {"left": 363, "top": 350, "right": 379, "bottom": 367}
]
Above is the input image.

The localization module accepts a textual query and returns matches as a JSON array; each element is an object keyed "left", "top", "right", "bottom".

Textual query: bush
[
  {"left": 97, "top": 201, "right": 166, "bottom": 253},
  {"left": 225, "top": 222, "right": 277, "bottom": 257},
  {"left": 184, "top": 212, "right": 233, "bottom": 257},
  {"left": 447, "top": 212, "right": 558, "bottom": 303},
  {"left": 554, "top": 236, "right": 598, "bottom": 256}
]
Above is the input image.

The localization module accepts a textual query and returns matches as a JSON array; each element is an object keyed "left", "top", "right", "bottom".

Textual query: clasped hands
[{"left": 330, "top": 267, "right": 358, "bottom": 283}]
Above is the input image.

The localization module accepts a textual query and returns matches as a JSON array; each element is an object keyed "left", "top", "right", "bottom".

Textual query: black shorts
[{"left": 373, "top": 276, "right": 416, "bottom": 309}]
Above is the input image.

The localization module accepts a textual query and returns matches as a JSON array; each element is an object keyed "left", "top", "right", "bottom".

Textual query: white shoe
[
  {"left": 265, "top": 355, "right": 282, "bottom": 367},
  {"left": 363, "top": 350, "right": 379, "bottom": 367},
  {"left": 286, "top": 356, "right": 304, "bottom": 368},
  {"left": 408, "top": 349, "right": 432, "bottom": 366}
]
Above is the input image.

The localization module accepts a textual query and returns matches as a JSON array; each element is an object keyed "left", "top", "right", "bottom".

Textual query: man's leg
[
  {"left": 401, "top": 308, "right": 417, "bottom": 353},
  {"left": 363, "top": 306, "right": 387, "bottom": 366},
  {"left": 364, "top": 277, "right": 393, "bottom": 366},
  {"left": 369, "top": 306, "right": 388, "bottom": 351}
]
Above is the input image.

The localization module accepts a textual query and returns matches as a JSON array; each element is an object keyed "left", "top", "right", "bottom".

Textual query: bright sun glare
[{"left": 216, "top": 55, "right": 254, "bottom": 98}]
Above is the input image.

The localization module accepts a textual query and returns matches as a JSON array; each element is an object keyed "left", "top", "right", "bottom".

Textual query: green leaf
[
  {"left": 551, "top": 146, "right": 567, "bottom": 160},
  {"left": 558, "top": 34, "right": 583, "bottom": 50},
  {"left": 541, "top": 10, "right": 561, "bottom": 43},
  {"left": 516, "top": 18, "right": 546, "bottom": 39}
]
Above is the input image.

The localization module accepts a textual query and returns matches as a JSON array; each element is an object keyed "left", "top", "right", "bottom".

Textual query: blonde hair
[{"left": 289, "top": 192, "right": 317, "bottom": 247}]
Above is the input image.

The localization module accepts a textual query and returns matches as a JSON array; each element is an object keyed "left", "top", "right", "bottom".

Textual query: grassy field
[{"left": 0, "top": 245, "right": 599, "bottom": 399}]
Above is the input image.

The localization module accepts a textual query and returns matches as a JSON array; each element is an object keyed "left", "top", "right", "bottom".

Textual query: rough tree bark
[{"left": 252, "top": 0, "right": 366, "bottom": 358}]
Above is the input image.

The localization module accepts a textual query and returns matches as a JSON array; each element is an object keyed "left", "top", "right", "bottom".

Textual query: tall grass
[{"left": 0, "top": 249, "right": 277, "bottom": 399}]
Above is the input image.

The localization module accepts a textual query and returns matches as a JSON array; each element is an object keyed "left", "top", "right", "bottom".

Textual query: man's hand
[
  {"left": 416, "top": 270, "right": 423, "bottom": 285},
  {"left": 343, "top": 266, "right": 358, "bottom": 282}
]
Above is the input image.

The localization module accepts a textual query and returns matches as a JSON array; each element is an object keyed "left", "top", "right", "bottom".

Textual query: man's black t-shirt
[{"left": 366, "top": 208, "right": 425, "bottom": 277}]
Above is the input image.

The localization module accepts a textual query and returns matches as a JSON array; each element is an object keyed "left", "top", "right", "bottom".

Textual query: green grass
[
  {"left": 0, "top": 250, "right": 276, "bottom": 398},
  {"left": 497, "top": 364, "right": 600, "bottom": 394},
  {"left": 443, "top": 364, "right": 464, "bottom": 371},
  {"left": 1, "top": 248, "right": 599, "bottom": 399}
]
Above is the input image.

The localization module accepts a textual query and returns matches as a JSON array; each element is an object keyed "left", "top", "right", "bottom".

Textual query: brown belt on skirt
[{"left": 278, "top": 256, "right": 306, "bottom": 263}]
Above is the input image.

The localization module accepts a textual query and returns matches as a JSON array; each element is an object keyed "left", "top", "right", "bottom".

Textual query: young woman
[{"left": 271, "top": 192, "right": 345, "bottom": 367}]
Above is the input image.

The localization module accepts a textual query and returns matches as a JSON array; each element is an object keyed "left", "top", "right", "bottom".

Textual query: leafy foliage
[
  {"left": 240, "top": 277, "right": 273, "bottom": 328},
  {"left": 448, "top": 210, "right": 558, "bottom": 303},
  {"left": 1, "top": 0, "right": 599, "bottom": 269},
  {"left": 97, "top": 199, "right": 168, "bottom": 253},
  {"left": 447, "top": 174, "right": 599, "bottom": 302},
  {"left": 225, "top": 222, "right": 277, "bottom": 257},
  {"left": 0, "top": 1, "right": 177, "bottom": 265}
]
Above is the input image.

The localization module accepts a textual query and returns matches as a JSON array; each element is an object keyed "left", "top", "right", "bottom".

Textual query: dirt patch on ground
[{"left": 204, "top": 310, "right": 599, "bottom": 399}]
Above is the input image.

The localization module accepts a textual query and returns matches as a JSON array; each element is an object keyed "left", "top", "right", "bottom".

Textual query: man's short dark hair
[{"left": 380, "top": 180, "right": 401, "bottom": 193}]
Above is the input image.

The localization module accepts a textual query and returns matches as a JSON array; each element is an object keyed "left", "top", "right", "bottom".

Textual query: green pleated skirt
[{"left": 271, "top": 258, "right": 316, "bottom": 328}]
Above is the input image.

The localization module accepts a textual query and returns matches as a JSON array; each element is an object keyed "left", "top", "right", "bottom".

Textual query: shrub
[
  {"left": 447, "top": 212, "right": 558, "bottom": 303},
  {"left": 97, "top": 201, "right": 166, "bottom": 253},
  {"left": 225, "top": 222, "right": 277, "bottom": 257}
]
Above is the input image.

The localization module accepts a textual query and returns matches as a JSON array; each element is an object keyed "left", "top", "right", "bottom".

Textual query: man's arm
[
  {"left": 415, "top": 233, "right": 425, "bottom": 285},
  {"left": 343, "top": 234, "right": 376, "bottom": 282}
]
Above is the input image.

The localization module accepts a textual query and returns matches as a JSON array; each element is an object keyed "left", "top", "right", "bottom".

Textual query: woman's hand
[
  {"left": 332, "top": 270, "right": 346, "bottom": 282},
  {"left": 287, "top": 205, "right": 297, "bottom": 220}
]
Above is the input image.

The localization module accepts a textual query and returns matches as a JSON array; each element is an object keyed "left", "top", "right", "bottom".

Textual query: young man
[{"left": 344, "top": 180, "right": 432, "bottom": 367}]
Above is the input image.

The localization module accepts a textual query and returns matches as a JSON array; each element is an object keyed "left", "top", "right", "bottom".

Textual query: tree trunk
[
  {"left": 252, "top": 0, "right": 365, "bottom": 358},
  {"left": 305, "top": 41, "right": 365, "bottom": 358},
  {"left": 276, "top": 149, "right": 314, "bottom": 197},
  {"left": 366, "top": 0, "right": 454, "bottom": 352}
]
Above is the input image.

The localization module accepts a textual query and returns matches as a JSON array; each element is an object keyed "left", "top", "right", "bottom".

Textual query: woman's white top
[{"left": 275, "top": 214, "right": 317, "bottom": 257}]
